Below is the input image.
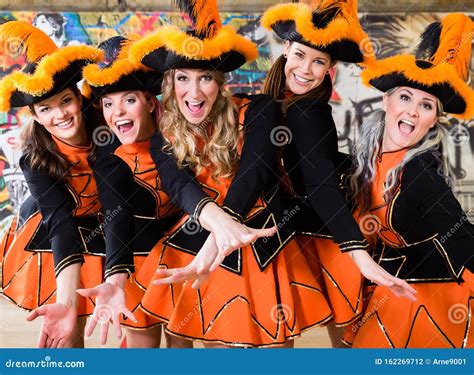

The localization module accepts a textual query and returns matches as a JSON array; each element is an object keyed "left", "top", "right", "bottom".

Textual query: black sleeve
[
  {"left": 286, "top": 99, "right": 369, "bottom": 251},
  {"left": 93, "top": 142, "right": 135, "bottom": 279},
  {"left": 221, "top": 94, "right": 281, "bottom": 221},
  {"left": 405, "top": 153, "right": 474, "bottom": 276},
  {"left": 19, "top": 155, "right": 85, "bottom": 276},
  {"left": 149, "top": 131, "right": 211, "bottom": 218}
]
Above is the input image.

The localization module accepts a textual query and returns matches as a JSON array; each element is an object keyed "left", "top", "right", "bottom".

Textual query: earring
[{"left": 283, "top": 53, "right": 287, "bottom": 58}]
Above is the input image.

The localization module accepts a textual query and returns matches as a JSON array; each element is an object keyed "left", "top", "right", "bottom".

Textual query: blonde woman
[{"left": 347, "top": 14, "right": 474, "bottom": 348}]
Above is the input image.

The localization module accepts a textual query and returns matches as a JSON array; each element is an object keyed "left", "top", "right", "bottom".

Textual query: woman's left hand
[
  {"left": 154, "top": 233, "right": 219, "bottom": 289},
  {"left": 351, "top": 250, "right": 418, "bottom": 301},
  {"left": 77, "top": 280, "right": 137, "bottom": 345}
]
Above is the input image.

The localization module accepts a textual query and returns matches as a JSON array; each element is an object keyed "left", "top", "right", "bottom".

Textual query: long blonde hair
[
  {"left": 159, "top": 69, "right": 239, "bottom": 180},
  {"left": 349, "top": 88, "right": 453, "bottom": 214}
]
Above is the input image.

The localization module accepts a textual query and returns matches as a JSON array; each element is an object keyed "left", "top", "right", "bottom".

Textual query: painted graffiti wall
[{"left": 0, "top": 11, "right": 473, "bottom": 236}]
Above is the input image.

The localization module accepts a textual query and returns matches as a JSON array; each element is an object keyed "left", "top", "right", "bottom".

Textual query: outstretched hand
[
  {"left": 77, "top": 282, "right": 137, "bottom": 345},
  {"left": 26, "top": 303, "right": 77, "bottom": 348},
  {"left": 351, "top": 250, "right": 417, "bottom": 301},
  {"left": 154, "top": 233, "right": 218, "bottom": 289}
]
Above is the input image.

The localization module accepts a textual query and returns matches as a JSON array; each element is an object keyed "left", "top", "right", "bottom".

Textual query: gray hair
[{"left": 349, "top": 88, "right": 453, "bottom": 213}]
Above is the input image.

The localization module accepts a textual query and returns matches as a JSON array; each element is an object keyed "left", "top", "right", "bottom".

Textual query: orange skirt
[
  {"left": 134, "top": 235, "right": 333, "bottom": 347},
  {"left": 297, "top": 235, "right": 363, "bottom": 326},
  {"left": 350, "top": 271, "right": 474, "bottom": 348},
  {"left": 120, "top": 255, "right": 163, "bottom": 329},
  {"left": 1, "top": 212, "right": 103, "bottom": 316}
]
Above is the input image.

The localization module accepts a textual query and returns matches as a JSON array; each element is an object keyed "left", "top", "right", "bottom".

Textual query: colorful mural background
[{"left": 0, "top": 11, "right": 473, "bottom": 237}]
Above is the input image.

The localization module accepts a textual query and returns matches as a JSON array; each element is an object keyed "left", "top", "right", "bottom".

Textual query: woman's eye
[
  {"left": 400, "top": 94, "right": 410, "bottom": 101},
  {"left": 295, "top": 52, "right": 303, "bottom": 58},
  {"left": 103, "top": 102, "right": 112, "bottom": 108},
  {"left": 125, "top": 97, "right": 136, "bottom": 104},
  {"left": 176, "top": 75, "right": 187, "bottom": 81},
  {"left": 62, "top": 97, "right": 72, "bottom": 104},
  {"left": 39, "top": 107, "right": 50, "bottom": 113},
  {"left": 201, "top": 75, "right": 212, "bottom": 81},
  {"left": 422, "top": 103, "right": 433, "bottom": 110},
  {"left": 314, "top": 60, "right": 325, "bottom": 65}
]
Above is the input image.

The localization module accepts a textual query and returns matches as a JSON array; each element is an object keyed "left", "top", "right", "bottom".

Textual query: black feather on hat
[
  {"left": 362, "top": 14, "right": 474, "bottom": 119},
  {"left": 83, "top": 35, "right": 162, "bottom": 101},
  {"left": 129, "top": 0, "right": 258, "bottom": 73}
]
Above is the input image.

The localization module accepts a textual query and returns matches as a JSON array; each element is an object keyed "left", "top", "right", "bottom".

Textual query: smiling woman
[
  {"left": 283, "top": 41, "right": 333, "bottom": 95},
  {"left": 381, "top": 87, "right": 442, "bottom": 152},
  {"left": 173, "top": 69, "right": 219, "bottom": 124},
  {"left": 347, "top": 13, "right": 474, "bottom": 348},
  {"left": 260, "top": 0, "right": 417, "bottom": 348},
  {"left": 0, "top": 21, "right": 108, "bottom": 349},
  {"left": 101, "top": 90, "right": 157, "bottom": 144},
  {"left": 30, "top": 88, "right": 87, "bottom": 147}
]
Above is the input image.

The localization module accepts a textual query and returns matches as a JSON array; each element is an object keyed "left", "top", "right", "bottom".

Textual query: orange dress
[
  {"left": 281, "top": 95, "right": 366, "bottom": 326},
  {"left": 348, "top": 149, "right": 474, "bottom": 348},
  {"left": 0, "top": 137, "right": 104, "bottom": 316},
  {"left": 111, "top": 140, "right": 182, "bottom": 329},
  {"left": 132, "top": 98, "right": 333, "bottom": 347}
]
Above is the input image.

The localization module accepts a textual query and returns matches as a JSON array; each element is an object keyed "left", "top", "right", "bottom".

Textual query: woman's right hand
[
  {"left": 26, "top": 303, "right": 77, "bottom": 348},
  {"left": 198, "top": 202, "right": 277, "bottom": 256},
  {"left": 350, "top": 250, "right": 418, "bottom": 301}
]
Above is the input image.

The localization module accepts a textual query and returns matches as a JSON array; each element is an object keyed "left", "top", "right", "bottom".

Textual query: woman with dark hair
[
  {"left": 259, "top": 0, "right": 416, "bottom": 346},
  {"left": 347, "top": 13, "right": 474, "bottom": 348},
  {"left": 0, "top": 21, "right": 110, "bottom": 348}
]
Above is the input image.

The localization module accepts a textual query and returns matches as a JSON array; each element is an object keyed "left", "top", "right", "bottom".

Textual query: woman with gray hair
[{"left": 347, "top": 13, "right": 474, "bottom": 348}]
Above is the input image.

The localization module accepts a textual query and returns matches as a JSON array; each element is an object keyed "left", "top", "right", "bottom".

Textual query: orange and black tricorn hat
[
  {"left": 82, "top": 35, "right": 162, "bottom": 101},
  {"left": 129, "top": 0, "right": 258, "bottom": 73},
  {"left": 0, "top": 21, "right": 103, "bottom": 111},
  {"left": 362, "top": 14, "right": 474, "bottom": 119},
  {"left": 261, "top": 0, "right": 374, "bottom": 64}
]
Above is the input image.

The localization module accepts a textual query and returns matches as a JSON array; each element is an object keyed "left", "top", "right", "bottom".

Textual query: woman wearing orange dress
[
  {"left": 80, "top": 35, "right": 276, "bottom": 347},
  {"left": 258, "top": 0, "right": 416, "bottom": 346},
  {"left": 124, "top": 0, "right": 344, "bottom": 348},
  {"left": 347, "top": 13, "right": 474, "bottom": 348},
  {"left": 0, "top": 21, "right": 112, "bottom": 348}
]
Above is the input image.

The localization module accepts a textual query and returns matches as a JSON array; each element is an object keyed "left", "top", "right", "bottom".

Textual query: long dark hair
[
  {"left": 262, "top": 53, "right": 333, "bottom": 111},
  {"left": 21, "top": 86, "right": 99, "bottom": 182}
]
